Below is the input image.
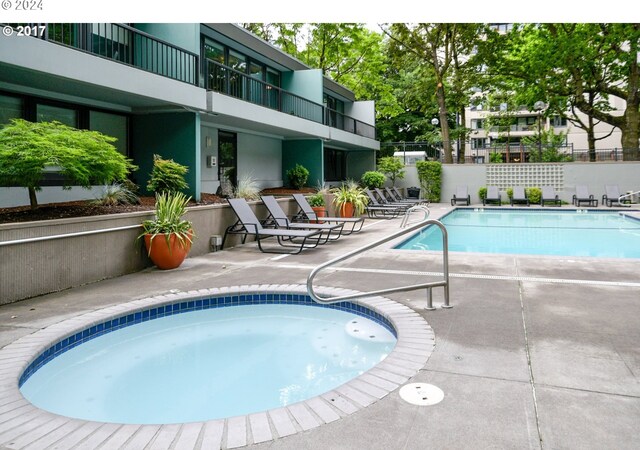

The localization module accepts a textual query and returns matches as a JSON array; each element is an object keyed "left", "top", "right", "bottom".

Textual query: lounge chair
[
  {"left": 363, "top": 189, "right": 405, "bottom": 219},
  {"left": 602, "top": 185, "right": 628, "bottom": 207},
  {"left": 510, "top": 186, "right": 530, "bottom": 206},
  {"left": 291, "top": 193, "right": 365, "bottom": 235},
  {"left": 374, "top": 188, "right": 412, "bottom": 209},
  {"left": 451, "top": 186, "right": 470, "bottom": 206},
  {"left": 384, "top": 187, "right": 424, "bottom": 205},
  {"left": 540, "top": 186, "right": 561, "bottom": 207},
  {"left": 572, "top": 185, "right": 598, "bottom": 207},
  {"left": 222, "top": 198, "right": 323, "bottom": 254},
  {"left": 483, "top": 186, "right": 502, "bottom": 206},
  {"left": 260, "top": 195, "right": 344, "bottom": 242}
]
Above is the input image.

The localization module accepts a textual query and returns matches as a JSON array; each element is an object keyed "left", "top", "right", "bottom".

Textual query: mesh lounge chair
[
  {"left": 384, "top": 187, "right": 424, "bottom": 205},
  {"left": 260, "top": 195, "right": 344, "bottom": 243},
  {"left": 483, "top": 186, "right": 502, "bottom": 206},
  {"left": 572, "top": 185, "right": 598, "bottom": 207},
  {"left": 540, "top": 186, "right": 561, "bottom": 207},
  {"left": 222, "top": 198, "right": 323, "bottom": 254},
  {"left": 291, "top": 193, "right": 365, "bottom": 235},
  {"left": 374, "top": 188, "right": 413, "bottom": 209},
  {"left": 363, "top": 189, "right": 405, "bottom": 219},
  {"left": 510, "top": 186, "right": 530, "bottom": 206},
  {"left": 451, "top": 186, "right": 470, "bottom": 206},
  {"left": 602, "top": 185, "right": 628, "bottom": 207}
]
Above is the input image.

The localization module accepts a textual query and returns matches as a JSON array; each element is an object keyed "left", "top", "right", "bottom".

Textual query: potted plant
[
  {"left": 138, "top": 191, "right": 195, "bottom": 270},
  {"left": 332, "top": 181, "right": 368, "bottom": 218},
  {"left": 307, "top": 193, "right": 326, "bottom": 223}
]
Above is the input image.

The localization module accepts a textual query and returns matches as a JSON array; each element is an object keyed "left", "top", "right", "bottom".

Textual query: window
[
  {"left": 471, "top": 119, "right": 484, "bottom": 130},
  {"left": 551, "top": 116, "right": 567, "bottom": 127},
  {"left": 90, "top": 111, "right": 128, "bottom": 156},
  {"left": 324, "top": 148, "right": 346, "bottom": 181},
  {"left": 36, "top": 104, "right": 78, "bottom": 127},
  {"left": 0, "top": 94, "right": 22, "bottom": 126},
  {"left": 471, "top": 138, "right": 488, "bottom": 149}
]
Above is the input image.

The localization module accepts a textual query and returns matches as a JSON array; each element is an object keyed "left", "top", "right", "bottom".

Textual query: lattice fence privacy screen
[{"left": 486, "top": 164, "right": 564, "bottom": 191}]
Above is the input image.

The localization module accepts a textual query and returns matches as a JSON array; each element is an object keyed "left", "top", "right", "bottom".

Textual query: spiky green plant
[
  {"left": 138, "top": 191, "right": 194, "bottom": 254},
  {"left": 93, "top": 182, "right": 139, "bottom": 206},
  {"left": 233, "top": 174, "right": 260, "bottom": 200}
]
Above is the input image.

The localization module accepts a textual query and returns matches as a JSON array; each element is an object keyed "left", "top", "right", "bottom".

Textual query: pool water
[
  {"left": 20, "top": 304, "right": 396, "bottom": 424},
  {"left": 396, "top": 209, "right": 640, "bottom": 258}
]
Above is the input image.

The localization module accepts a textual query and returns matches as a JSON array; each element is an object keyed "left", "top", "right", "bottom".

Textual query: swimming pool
[
  {"left": 396, "top": 209, "right": 640, "bottom": 258},
  {"left": 20, "top": 302, "right": 395, "bottom": 424}
]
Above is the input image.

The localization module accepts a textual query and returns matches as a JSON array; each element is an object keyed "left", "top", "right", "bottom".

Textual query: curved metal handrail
[
  {"left": 307, "top": 212, "right": 451, "bottom": 310},
  {"left": 400, "top": 204, "right": 431, "bottom": 228},
  {"left": 618, "top": 190, "right": 640, "bottom": 207}
]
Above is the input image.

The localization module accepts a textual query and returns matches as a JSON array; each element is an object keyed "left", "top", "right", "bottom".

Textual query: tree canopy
[{"left": 0, "top": 119, "right": 137, "bottom": 209}]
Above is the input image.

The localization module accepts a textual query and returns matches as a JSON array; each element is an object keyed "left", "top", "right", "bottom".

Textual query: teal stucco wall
[
  {"left": 133, "top": 24, "right": 200, "bottom": 54},
  {"left": 282, "top": 140, "right": 323, "bottom": 188},
  {"left": 131, "top": 112, "right": 201, "bottom": 200}
]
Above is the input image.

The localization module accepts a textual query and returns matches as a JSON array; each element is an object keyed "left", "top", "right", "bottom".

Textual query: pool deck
[{"left": 1, "top": 204, "right": 639, "bottom": 449}]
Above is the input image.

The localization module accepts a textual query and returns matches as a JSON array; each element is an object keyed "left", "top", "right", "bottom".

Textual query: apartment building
[{"left": 0, "top": 23, "right": 378, "bottom": 206}]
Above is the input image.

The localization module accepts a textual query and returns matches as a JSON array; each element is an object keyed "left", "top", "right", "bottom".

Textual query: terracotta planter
[
  {"left": 144, "top": 231, "right": 192, "bottom": 270},
  {"left": 338, "top": 202, "right": 355, "bottom": 218},
  {"left": 311, "top": 206, "right": 326, "bottom": 223}
]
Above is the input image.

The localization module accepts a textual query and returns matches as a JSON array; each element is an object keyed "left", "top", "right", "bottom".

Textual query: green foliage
[
  {"left": 527, "top": 187, "right": 542, "bottom": 204},
  {"left": 146, "top": 154, "right": 189, "bottom": 195},
  {"left": 0, "top": 119, "right": 136, "bottom": 209},
  {"left": 489, "top": 152, "right": 504, "bottom": 163},
  {"left": 331, "top": 180, "right": 368, "bottom": 216},
  {"left": 377, "top": 157, "right": 405, "bottom": 186},
  {"left": 233, "top": 174, "right": 261, "bottom": 200},
  {"left": 138, "top": 191, "right": 194, "bottom": 254},
  {"left": 506, "top": 188, "right": 513, "bottom": 200},
  {"left": 415, "top": 161, "right": 442, "bottom": 202},
  {"left": 523, "top": 127, "right": 572, "bottom": 162},
  {"left": 93, "top": 182, "right": 139, "bottom": 206},
  {"left": 287, "top": 164, "right": 309, "bottom": 190},
  {"left": 361, "top": 171, "right": 386, "bottom": 189},
  {"left": 306, "top": 193, "right": 325, "bottom": 207},
  {"left": 478, "top": 187, "right": 487, "bottom": 201}
]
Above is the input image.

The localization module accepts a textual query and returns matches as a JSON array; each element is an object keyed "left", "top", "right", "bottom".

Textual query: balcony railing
[
  {"left": 15, "top": 23, "right": 199, "bottom": 85},
  {"left": 206, "top": 60, "right": 376, "bottom": 139}
]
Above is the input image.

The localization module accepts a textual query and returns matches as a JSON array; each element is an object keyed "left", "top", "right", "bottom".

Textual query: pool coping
[{"left": 0, "top": 284, "right": 434, "bottom": 449}]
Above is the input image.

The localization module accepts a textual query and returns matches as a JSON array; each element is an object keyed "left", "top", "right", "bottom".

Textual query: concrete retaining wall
[{"left": 0, "top": 198, "right": 299, "bottom": 305}]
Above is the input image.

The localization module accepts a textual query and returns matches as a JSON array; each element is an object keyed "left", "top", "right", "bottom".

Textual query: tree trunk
[
  {"left": 587, "top": 115, "right": 596, "bottom": 162},
  {"left": 458, "top": 109, "right": 466, "bottom": 163},
  {"left": 620, "top": 107, "right": 640, "bottom": 161},
  {"left": 435, "top": 83, "right": 453, "bottom": 164},
  {"left": 28, "top": 187, "right": 38, "bottom": 210}
]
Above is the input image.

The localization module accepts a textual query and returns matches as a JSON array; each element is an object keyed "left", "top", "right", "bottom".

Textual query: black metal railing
[
  {"left": 206, "top": 60, "right": 376, "bottom": 139},
  {"left": 16, "top": 23, "right": 199, "bottom": 85},
  {"left": 380, "top": 142, "right": 640, "bottom": 164}
]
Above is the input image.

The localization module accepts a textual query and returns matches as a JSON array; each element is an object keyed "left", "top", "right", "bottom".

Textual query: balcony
[
  {"left": 16, "top": 23, "right": 199, "bottom": 86},
  {"left": 206, "top": 60, "right": 376, "bottom": 140}
]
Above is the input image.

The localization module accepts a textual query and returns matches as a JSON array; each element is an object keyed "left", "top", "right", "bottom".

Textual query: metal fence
[{"left": 380, "top": 142, "right": 640, "bottom": 163}]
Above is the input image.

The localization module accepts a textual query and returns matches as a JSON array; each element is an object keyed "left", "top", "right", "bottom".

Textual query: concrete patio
[{"left": 0, "top": 204, "right": 639, "bottom": 449}]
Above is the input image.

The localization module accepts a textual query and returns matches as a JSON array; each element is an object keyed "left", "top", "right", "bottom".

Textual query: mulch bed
[{"left": 0, "top": 189, "right": 316, "bottom": 224}]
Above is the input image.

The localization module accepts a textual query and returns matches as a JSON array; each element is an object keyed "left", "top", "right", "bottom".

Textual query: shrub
[
  {"left": 287, "top": 164, "right": 309, "bottom": 190},
  {"left": 307, "top": 193, "right": 325, "bottom": 207},
  {"left": 489, "top": 152, "right": 503, "bottom": 163},
  {"left": 506, "top": 187, "right": 514, "bottom": 200},
  {"left": 478, "top": 187, "right": 487, "bottom": 201},
  {"left": 361, "top": 171, "right": 386, "bottom": 189},
  {"left": 93, "top": 182, "right": 139, "bottom": 206},
  {"left": 0, "top": 119, "right": 137, "bottom": 209},
  {"left": 377, "top": 157, "right": 405, "bottom": 186},
  {"left": 416, "top": 161, "right": 442, "bottom": 202},
  {"left": 147, "top": 154, "right": 188, "bottom": 195},
  {"left": 233, "top": 174, "right": 260, "bottom": 200},
  {"left": 527, "top": 187, "right": 542, "bottom": 204}
]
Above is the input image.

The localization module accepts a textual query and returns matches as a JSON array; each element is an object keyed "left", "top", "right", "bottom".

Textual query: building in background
[{"left": 0, "top": 23, "right": 378, "bottom": 207}]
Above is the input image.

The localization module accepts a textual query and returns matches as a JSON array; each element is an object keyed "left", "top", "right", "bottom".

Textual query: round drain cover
[{"left": 399, "top": 383, "right": 444, "bottom": 406}]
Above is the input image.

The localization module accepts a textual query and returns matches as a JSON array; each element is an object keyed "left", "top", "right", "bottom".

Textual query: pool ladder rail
[
  {"left": 307, "top": 205, "right": 451, "bottom": 311},
  {"left": 618, "top": 190, "right": 640, "bottom": 207}
]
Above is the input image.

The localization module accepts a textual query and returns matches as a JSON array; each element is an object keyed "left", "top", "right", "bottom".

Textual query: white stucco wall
[{"left": 237, "top": 134, "right": 282, "bottom": 189}]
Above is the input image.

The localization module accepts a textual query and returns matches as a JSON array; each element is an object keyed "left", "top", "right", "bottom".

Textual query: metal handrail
[
  {"left": 618, "top": 190, "right": 640, "bottom": 206},
  {"left": 307, "top": 211, "right": 451, "bottom": 310},
  {"left": 0, "top": 224, "right": 142, "bottom": 247}
]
